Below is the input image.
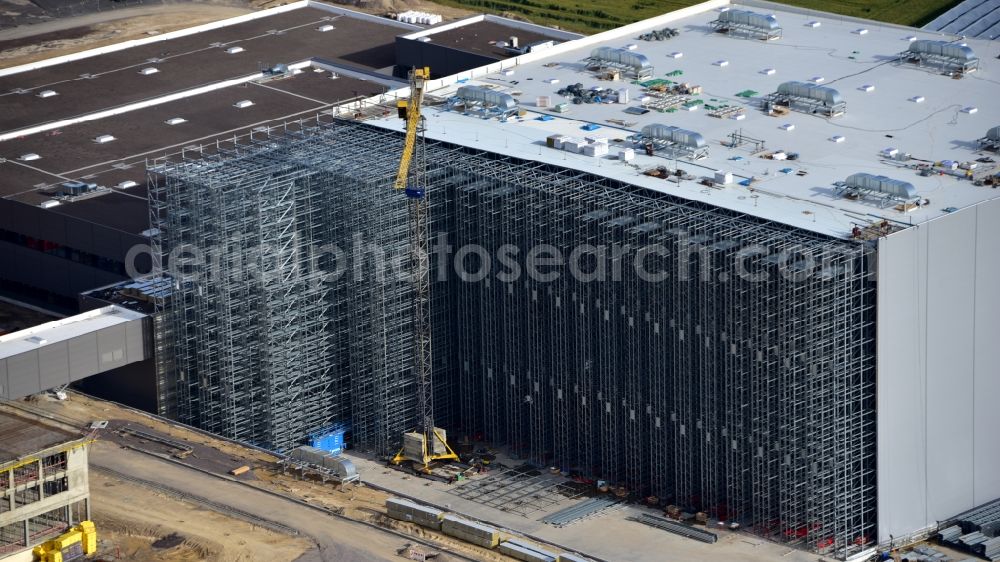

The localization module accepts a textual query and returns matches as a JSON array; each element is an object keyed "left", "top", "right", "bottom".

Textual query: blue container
[{"left": 310, "top": 426, "right": 347, "bottom": 455}]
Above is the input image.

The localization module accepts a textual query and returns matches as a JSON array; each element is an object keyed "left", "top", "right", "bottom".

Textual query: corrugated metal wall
[{"left": 876, "top": 197, "right": 1000, "bottom": 544}]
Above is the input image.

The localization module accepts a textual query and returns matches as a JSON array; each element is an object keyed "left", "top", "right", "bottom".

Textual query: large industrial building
[{"left": 1, "top": 0, "right": 999, "bottom": 560}]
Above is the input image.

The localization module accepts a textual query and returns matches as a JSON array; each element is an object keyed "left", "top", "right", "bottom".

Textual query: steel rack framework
[{"left": 149, "top": 117, "right": 877, "bottom": 559}]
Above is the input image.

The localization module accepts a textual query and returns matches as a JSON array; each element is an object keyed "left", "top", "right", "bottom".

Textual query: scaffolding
[{"left": 149, "top": 116, "right": 877, "bottom": 559}]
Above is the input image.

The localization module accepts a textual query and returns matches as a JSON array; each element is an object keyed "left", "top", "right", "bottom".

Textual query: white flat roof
[
  {"left": 371, "top": 1, "right": 1000, "bottom": 238},
  {"left": 0, "top": 305, "right": 145, "bottom": 360}
]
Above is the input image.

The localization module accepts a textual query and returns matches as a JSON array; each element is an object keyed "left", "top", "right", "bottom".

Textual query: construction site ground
[
  {"left": 16, "top": 391, "right": 855, "bottom": 562},
  {"left": 18, "top": 392, "right": 516, "bottom": 562},
  {"left": 348, "top": 452, "right": 839, "bottom": 562}
]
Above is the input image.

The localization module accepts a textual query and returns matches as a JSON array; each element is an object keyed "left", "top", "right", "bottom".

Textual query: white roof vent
[
  {"left": 854, "top": 28, "right": 869, "bottom": 35},
  {"left": 117, "top": 180, "right": 138, "bottom": 189},
  {"left": 714, "top": 59, "right": 729, "bottom": 67},
  {"left": 805, "top": 21, "right": 821, "bottom": 28},
  {"left": 93, "top": 134, "right": 116, "bottom": 144},
  {"left": 761, "top": 68, "right": 776, "bottom": 75},
  {"left": 809, "top": 76, "right": 825, "bottom": 83},
  {"left": 317, "top": 24, "right": 334, "bottom": 32},
  {"left": 18, "top": 153, "right": 41, "bottom": 161},
  {"left": 139, "top": 67, "right": 159, "bottom": 75},
  {"left": 225, "top": 46, "right": 245, "bottom": 54},
  {"left": 233, "top": 100, "right": 254, "bottom": 109},
  {"left": 39, "top": 200, "right": 61, "bottom": 209},
  {"left": 37, "top": 89, "right": 58, "bottom": 98},
  {"left": 164, "top": 117, "right": 187, "bottom": 125}
]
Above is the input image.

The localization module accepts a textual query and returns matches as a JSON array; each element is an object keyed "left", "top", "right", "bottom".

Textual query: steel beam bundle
[{"left": 149, "top": 117, "right": 877, "bottom": 559}]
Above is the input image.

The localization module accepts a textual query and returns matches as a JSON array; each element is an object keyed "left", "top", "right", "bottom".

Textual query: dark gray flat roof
[
  {"left": 0, "top": 6, "right": 404, "bottom": 134},
  {"left": 421, "top": 20, "right": 565, "bottom": 58}
]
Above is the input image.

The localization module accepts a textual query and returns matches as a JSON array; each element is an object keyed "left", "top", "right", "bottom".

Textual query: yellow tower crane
[{"left": 390, "top": 67, "right": 459, "bottom": 472}]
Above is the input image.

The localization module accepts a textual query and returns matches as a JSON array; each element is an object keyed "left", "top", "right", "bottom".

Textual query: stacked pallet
[
  {"left": 386, "top": 498, "right": 445, "bottom": 530},
  {"left": 441, "top": 515, "right": 500, "bottom": 548}
]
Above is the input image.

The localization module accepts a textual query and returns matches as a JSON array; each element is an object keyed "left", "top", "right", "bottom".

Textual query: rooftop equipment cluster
[
  {"left": 710, "top": 9, "right": 782, "bottom": 41},
  {"left": 547, "top": 134, "right": 610, "bottom": 157},
  {"left": 638, "top": 27, "right": 679, "bottom": 41},
  {"left": 636, "top": 123, "right": 709, "bottom": 159},
  {"left": 447, "top": 85, "right": 519, "bottom": 119},
  {"left": 764, "top": 81, "right": 846, "bottom": 118},
  {"left": 58, "top": 180, "right": 100, "bottom": 197},
  {"left": 586, "top": 46, "right": 653, "bottom": 79},
  {"left": 836, "top": 173, "right": 919, "bottom": 208},
  {"left": 556, "top": 83, "right": 628, "bottom": 104},
  {"left": 500, "top": 37, "right": 557, "bottom": 56},
  {"left": 979, "top": 126, "right": 1000, "bottom": 151},
  {"left": 396, "top": 10, "right": 443, "bottom": 25},
  {"left": 902, "top": 39, "right": 979, "bottom": 74}
]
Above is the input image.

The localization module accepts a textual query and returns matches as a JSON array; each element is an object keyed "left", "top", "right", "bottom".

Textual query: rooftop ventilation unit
[
  {"left": 225, "top": 46, "right": 245, "bottom": 54},
  {"left": 39, "top": 200, "right": 61, "bottom": 209},
  {"left": 18, "top": 153, "right": 41, "bottom": 161},
  {"left": 710, "top": 9, "right": 782, "bottom": 40},
  {"left": 164, "top": 117, "right": 187, "bottom": 125},
  {"left": 587, "top": 46, "right": 653, "bottom": 79},
  {"left": 138, "top": 67, "right": 159, "bottom": 75},
  {"left": 36, "top": 89, "right": 58, "bottom": 98},
  {"left": 233, "top": 100, "right": 254, "bottom": 109},
  {"left": 59, "top": 180, "right": 97, "bottom": 196},
  {"left": 902, "top": 39, "right": 978, "bottom": 74},
  {"left": 117, "top": 180, "right": 138, "bottom": 189},
  {"left": 317, "top": 24, "right": 335, "bottom": 32},
  {"left": 979, "top": 126, "right": 1000, "bottom": 151},
  {"left": 637, "top": 124, "right": 709, "bottom": 159},
  {"left": 837, "top": 173, "right": 918, "bottom": 207},
  {"left": 93, "top": 134, "right": 116, "bottom": 144},
  {"left": 448, "top": 85, "right": 519, "bottom": 119},
  {"left": 765, "top": 81, "right": 845, "bottom": 117}
]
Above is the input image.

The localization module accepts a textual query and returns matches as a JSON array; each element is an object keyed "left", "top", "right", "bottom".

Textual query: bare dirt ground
[
  {"left": 25, "top": 393, "right": 518, "bottom": 562},
  {"left": 91, "top": 470, "right": 313, "bottom": 562}
]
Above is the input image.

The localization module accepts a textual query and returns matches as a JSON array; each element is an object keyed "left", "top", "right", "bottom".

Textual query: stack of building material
[
  {"left": 939, "top": 525, "right": 963, "bottom": 543},
  {"left": 498, "top": 539, "right": 558, "bottom": 562},
  {"left": 628, "top": 513, "right": 718, "bottom": 544},
  {"left": 984, "top": 537, "right": 1000, "bottom": 561},
  {"left": 386, "top": 498, "right": 445, "bottom": 530},
  {"left": 440, "top": 515, "right": 500, "bottom": 548},
  {"left": 540, "top": 497, "right": 618, "bottom": 527}
]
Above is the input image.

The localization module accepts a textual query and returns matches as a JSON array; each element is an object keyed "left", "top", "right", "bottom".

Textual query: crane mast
[{"left": 390, "top": 67, "right": 458, "bottom": 471}]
